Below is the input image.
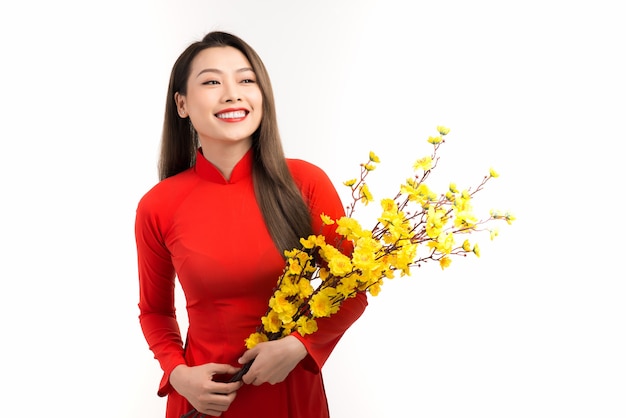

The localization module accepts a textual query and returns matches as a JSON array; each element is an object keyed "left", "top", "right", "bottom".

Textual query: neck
[{"left": 198, "top": 139, "right": 252, "bottom": 181}]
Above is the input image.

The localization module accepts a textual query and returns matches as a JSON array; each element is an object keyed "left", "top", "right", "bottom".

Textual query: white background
[{"left": 1, "top": 1, "right": 624, "bottom": 417}]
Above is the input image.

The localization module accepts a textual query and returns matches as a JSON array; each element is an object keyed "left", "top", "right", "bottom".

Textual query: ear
[{"left": 174, "top": 92, "right": 188, "bottom": 118}]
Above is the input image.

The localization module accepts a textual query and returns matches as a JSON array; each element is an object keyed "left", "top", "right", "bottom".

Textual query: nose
[{"left": 223, "top": 80, "right": 242, "bottom": 103}]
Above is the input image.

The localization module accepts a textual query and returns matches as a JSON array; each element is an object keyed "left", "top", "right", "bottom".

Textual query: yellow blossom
[
  {"left": 343, "top": 178, "right": 357, "bottom": 187},
  {"left": 309, "top": 288, "right": 338, "bottom": 318},
  {"left": 336, "top": 216, "right": 369, "bottom": 240},
  {"left": 454, "top": 210, "right": 478, "bottom": 230},
  {"left": 300, "top": 235, "right": 325, "bottom": 250},
  {"left": 472, "top": 243, "right": 481, "bottom": 257},
  {"left": 327, "top": 252, "right": 353, "bottom": 277},
  {"left": 320, "top": 213, "right": 335, "bottom": 225},
  {"left": 368, "top": 280, "right": 383, "bottom": 296},
  {"left": 439, "top": 256, "right": 452, "bottom": 270},
  {"left": 296, "top": 317, "right": 318, "bottom": 336},
  {"left": 359, "top": 183, "right": 374, "bottom": 205},
  {"left": 505, "top": 212, "right": 516, "bottom": 225},
  {"left": 352, "top": 237, "right": 382, "bottom": 278},
  {"left": 362, "top": 162, "right": 376, "bottom": 171},
  {"left": 413, "top": 156, "right": 433, "bottom": 171},
  {"left": 380, "top": 198, "right": 397, "bottom": 212},
  {"left": 437, "top": 125, "right": 450, "bottom": 135},
  {"left": 318, "top": 267, "right": 330, "bottom": 282},
  {"left": 425, "top": 205, "right": 446, "bottom": 238},
  {"left": 261, "top": 310, "right": 283, "bottom": 333},
  {"left": 489, "top": 167, "right": 499, "bottom": 178},
  {"left": 245, "top": 332, "right": 269, "bottom": 349},
  {"left": 336, "top": 275, "right": 359, "bottom": 298},
  {"left": 462, "top": 239, "right": 471, "bottom": 252},
  {"left": 428, "top": 135, "right": 443, "bottom": 144},
  {"left": 369, "top": 151, "right": 381, "bottom": 163},
  {"left": 269, "top": 290, "right": 295, "bottom": 315},
  {"left": 279, "top": 276, "right": 300, "bottom": 296}
]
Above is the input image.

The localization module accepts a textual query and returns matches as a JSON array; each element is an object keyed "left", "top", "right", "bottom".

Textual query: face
[{"left": 175, "top": 46, "right": 263, "bottom": 149}]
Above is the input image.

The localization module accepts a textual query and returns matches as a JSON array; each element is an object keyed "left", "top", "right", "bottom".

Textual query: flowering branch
[
  {"left": 243, "top": 126, "right": 514, "bottom": 350},
  {"left": 183, "top": 126, "right": 515, "bottom": 417}
]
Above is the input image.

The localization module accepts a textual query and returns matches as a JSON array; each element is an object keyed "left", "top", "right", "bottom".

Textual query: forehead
[{"left": 191, "top": 46, "right": 253, "bottom": 74}]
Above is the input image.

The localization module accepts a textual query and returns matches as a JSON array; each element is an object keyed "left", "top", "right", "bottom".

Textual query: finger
[
  {"left": 237, "top": 347, "right": 258, "bottom": 365},
  {"left": 209, "top": 363, "right": 241, "bottom": 376}
]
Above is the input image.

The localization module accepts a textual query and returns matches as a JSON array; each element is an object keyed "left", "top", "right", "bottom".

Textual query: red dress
[{"left": 135, "top": 148, "right": 368, "bottom": 418}]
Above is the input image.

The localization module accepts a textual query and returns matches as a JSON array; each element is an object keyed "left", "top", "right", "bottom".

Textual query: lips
[{"left": 215, "top": 109, "right": 249, "bottom": 122}]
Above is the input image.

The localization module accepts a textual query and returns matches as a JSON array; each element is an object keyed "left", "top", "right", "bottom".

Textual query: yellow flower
[
  {"left": 309, "top": 288, "right": 338, "bottom": 318},
  {"left": 472, "top": 243, "right": 481, "bottom": 257},
  {"left": 362, "top": 162, "right": 376, "bottom": 171},
  {"left": 261, "top": 310, "right": 283, "bottom": 333},
  {"left": 454, "top": 210, "right": 478, "bottom": 230},
  {"left": 300, "top": 235, "right": 325, "bottom": 249},
  {"left": 245, "top": 332, "right": 269, "bottom": 349},
  {"left": 505, "top": 212, "right": 516, "bottom": 225},
  {"left": 269, "top": 290, "right": 295, "bottom": 315},
  {"left": 380, "top": 198, "right": 397, "bottom": 212},
  {"left": 369, "top": 151, "right": 381, "bottom": 163},
  {"left": 425, "top": 206, "right": 446, "bottom": 238},
  {"left": 490, "top": 228, "right": 499, "bottom": 240},
  {"left": 489, "top": 167, "right": 499, "bottom": 178},
  {"left": 352, "top": 237, "right": 382, "bottom": 277},
  {"left": 336, "top": 275, "right": 358, "bottom": 298},
  {"left": 296, "top": 317, "right": 318, "bottom": 336},
  {"left": 298, "top": 279, "right": 314, "bottom": 298},
  {"left": 336, "top": 216, "right": 369, "bottom": 241},
  {"left": 368, "top": 280, "right": 383, "bottom": 296},
  {"left": 327, "top": 251, "right": 353, "bottom": 277},
  {"left": 343, "top": 178, "right": 357, "bottom": 187},
  {"left": 437, "top": 125, "right": 450, "bottom": 135},
  {"left": 320, "top": 213, "right": 335, "bottom": 225},
  {"left": 439, "top": 256, "right": 452, "bottom": 270},
  {"left": 413, "top": 156, "right": 433, "bottom": 171},
  {"left": 449, "top": 182, "right": 458, "bottom": 193},
  {"left": 279, "top": 276, "right": 300, "bottom": 296},
  {"left": 428, "top": 135, "right": 443, "bottom": 144},
  {"left": 359, "top": 183, "right": 374, "bottom": 205},
  {"left": 462, "top": 239, "right": 471, "bottom": 252}
]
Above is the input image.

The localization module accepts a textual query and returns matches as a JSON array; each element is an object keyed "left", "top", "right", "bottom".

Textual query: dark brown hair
[{"left": 158, "top": 31, "right": 312, "bottom": 254}]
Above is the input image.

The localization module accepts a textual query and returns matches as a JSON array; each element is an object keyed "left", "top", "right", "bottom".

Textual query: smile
[{"left": 216, "top": 110, "right": 248, "bottom": 120}]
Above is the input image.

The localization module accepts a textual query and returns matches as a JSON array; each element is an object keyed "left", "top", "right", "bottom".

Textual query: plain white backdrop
[{"left": 1, "top": 1, "right": 624, "bottom": 417}]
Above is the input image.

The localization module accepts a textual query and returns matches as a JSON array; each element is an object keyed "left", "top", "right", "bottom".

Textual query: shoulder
[
  {"left": 136, "top": 169, "right": 197, "bottom": 219},
  {"left": 287, "top": 158, "right": 332, "bottom": 185},
  {"left": 286, "top": 158, "right": 341, "bottom": 203}
]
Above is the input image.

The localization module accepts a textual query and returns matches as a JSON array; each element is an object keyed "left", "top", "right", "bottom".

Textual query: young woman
[{"left": 135, "top": 31, "right": 368, "bottom": 418}]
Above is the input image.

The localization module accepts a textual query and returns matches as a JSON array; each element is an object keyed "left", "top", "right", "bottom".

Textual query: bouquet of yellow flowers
[{"left": 235, "top": 126, "right": 514, "bottom": 381}]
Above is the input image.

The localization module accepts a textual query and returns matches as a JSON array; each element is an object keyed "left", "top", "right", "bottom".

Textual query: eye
[
  {"left": 202, "top": 80, "right": 220, "bottom": 85},
  {"left": 241, "top": 78, "right": 256, "bottom": 84}
]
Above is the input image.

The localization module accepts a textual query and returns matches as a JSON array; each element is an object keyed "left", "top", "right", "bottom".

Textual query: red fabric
[{"left": 135, "top": 149, "right": 367, "bottom": 418}]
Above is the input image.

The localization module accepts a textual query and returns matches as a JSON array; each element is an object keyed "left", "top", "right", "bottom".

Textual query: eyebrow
[{"left": 195, "top": 67, "right": 255, "bottom": 78}]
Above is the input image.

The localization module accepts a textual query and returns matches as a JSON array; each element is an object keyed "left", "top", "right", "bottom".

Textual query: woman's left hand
[{"left": 237, "top": 335, "right": 307, "bottom": 385}]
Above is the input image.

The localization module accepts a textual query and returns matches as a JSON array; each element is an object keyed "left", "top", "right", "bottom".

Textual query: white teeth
[{"left": 217, "top": 110, "right": 246, "bottom": 119}]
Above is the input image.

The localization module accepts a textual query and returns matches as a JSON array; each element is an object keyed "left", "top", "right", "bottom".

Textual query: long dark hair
[{"left": 158, "top": 31, "right": 312, "bottom": 254}]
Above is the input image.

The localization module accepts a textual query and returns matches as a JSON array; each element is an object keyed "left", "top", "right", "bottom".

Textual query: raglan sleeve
[
  {"left": 135, "top": 192, "right": 187, "bottom": 396},
  {"left": 290, "top": 160, "right": 368, "bottom": 373}
]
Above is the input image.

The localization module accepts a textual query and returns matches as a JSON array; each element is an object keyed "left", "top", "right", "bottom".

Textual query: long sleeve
[
  {"left": 288, "top": 159, "right": 368, "bottom": 372},
  {"left": 135, "top": 191, "right": 186, "bottom": 396}
]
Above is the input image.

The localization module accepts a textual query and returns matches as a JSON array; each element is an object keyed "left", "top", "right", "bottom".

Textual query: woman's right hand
[{"left": 169, "top": 363, "right": 243, "bottom": 416}]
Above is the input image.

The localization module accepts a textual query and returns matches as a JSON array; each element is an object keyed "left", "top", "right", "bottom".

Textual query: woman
[{"left": 135, "top": 31, "right": 368, "bottom": 418}]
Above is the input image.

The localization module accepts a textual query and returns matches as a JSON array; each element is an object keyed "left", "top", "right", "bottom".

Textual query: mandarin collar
[{"left": 193, "top": 148, "right": 254, "bottom": 184}]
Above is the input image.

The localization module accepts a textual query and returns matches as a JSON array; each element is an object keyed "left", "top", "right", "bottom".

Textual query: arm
[
  {"left": 239, "top": 161, "right": 368, "bottom": 383},
  {"left": 135, "top": 198, "right": 186, "bottom": 396}
]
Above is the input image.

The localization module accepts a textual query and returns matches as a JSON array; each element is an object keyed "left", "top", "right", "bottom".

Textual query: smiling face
[{"left": 175, "top": 46, "right": 263, "bottom": 152}]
